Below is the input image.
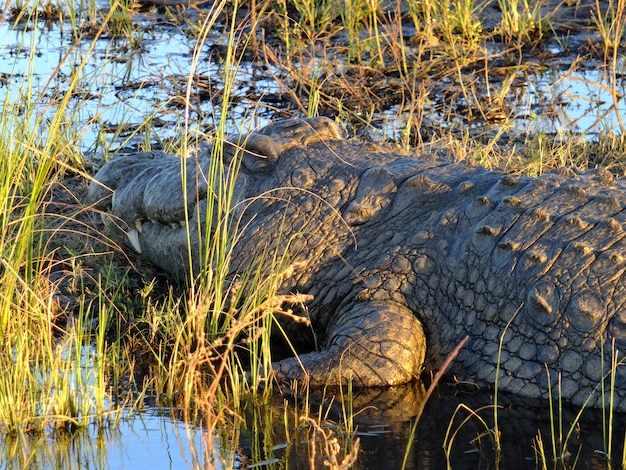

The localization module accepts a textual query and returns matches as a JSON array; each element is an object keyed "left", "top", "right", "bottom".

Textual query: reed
[
  {"left": 0, "top": 0, "right": 147, "bottom": 436},
  {"left": 592, "top": 0, "right": 626, "bottom": 133},
  {"left": 497, "top": 0, "right": 551, "bottom": 46},
  {"left": 126, "top": 0, "right": 308, "bottom": 438},
  {"left": 0, "top": 95, "right": 131, "bottom": 434},
  {"left": 290, "top": 0, "right": 337, "bottom": 37}
]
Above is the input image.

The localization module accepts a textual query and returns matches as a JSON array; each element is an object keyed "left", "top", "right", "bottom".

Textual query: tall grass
[
  {"left": 497, "top": 0, "right": 550, "bottom": 45},
  {"left": 0, "top": 87, "right": 126, "bottom": 433},
  {"left": 0, "top": 0, "right": 144, "bottom": 435},
  {"left": 592, "top": 0, "right": 626, "bottom": 133},
  {"left": 127, "top": 0, "right": 310, "bottom": 444}
]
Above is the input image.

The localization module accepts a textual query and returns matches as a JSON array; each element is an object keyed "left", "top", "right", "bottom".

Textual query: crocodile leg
[{"left": 272, "top": 301, "right": 426, "bottom": 387}]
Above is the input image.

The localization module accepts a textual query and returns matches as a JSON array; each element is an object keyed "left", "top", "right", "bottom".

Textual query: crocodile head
[{"left": 86, "top": 118, "right": 343, "bottom": 275}]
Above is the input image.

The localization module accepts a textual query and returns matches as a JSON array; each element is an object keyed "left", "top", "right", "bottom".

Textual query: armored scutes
[{"left": 88, "top": 118, "right": 626, "bottom": 409}]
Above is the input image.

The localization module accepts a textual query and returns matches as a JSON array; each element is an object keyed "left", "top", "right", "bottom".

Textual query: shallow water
[
  {"left": 2, "top": 4, "right": 625, "bottom": 155},
  {"left": 2, "top": 387, "right": 624, "bottom": 469},
  {"left": 0, "top": 410, "right": 220, "bottom": 469},
  {"left": 3, "top": 3, "right": 626, "bottom": 468},
  {"left": 0, "top": 2, "right": 275, "bottom": 155}
]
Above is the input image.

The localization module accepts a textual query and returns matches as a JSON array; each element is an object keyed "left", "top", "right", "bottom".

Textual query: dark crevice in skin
[{"left": 88, "top": 117, "right": 626, "bottom": 410}]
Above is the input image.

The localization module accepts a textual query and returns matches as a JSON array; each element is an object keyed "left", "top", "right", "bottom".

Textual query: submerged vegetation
[{"left": 1, "top": 0, "right": 626, "bottom": 466}]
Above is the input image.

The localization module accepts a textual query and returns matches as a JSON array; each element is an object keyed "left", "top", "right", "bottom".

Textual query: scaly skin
[{"left": 88, "top": 118, "right": 626, "bottom": 409}]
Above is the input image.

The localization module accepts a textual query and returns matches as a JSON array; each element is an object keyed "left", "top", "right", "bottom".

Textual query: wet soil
[
  {"left": 136, "top": 0, "right": 626, "bottom": 149},
  {"left": 5, "top": 0, "right": 625, "bottom": 159}
]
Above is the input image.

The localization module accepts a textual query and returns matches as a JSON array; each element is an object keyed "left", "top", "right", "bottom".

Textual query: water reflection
[
  {"left": 376, "top": 62, "right": 626, "bottom": 144},
  {"left": 0, "top": 410, "right": 218, "bottom": 470},
  {"left": 1, "top": 428, "right": 112, "bottom": 470},
  {"left": 234, "top": 383, "right": 626, "bottom": 469},
  {"left": 0, "top": 6, "right": 272, "bottom": 154},
  {"left": 0, "top": 379, "right": 624, "bottom": 468}
]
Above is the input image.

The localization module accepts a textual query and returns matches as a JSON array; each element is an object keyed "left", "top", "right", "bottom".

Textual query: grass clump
[
  {"left": 497, "top": 0, "right": 551, "bottom": 45},
  {"left": 0, "top": 91, "right": 131, "bottom": 435},
  {"left": 0, "top": 0, "right": 148, "bottom": 436}
]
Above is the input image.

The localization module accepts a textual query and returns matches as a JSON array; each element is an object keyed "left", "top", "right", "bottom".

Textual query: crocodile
[{"left": 88, "top": 117, "right": 626, "bottom": 409}]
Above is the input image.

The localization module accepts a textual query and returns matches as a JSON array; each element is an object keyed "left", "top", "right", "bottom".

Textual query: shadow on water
[
  {"left": 265, "top": 384, "right": 626, "bottom": 469},
  {"left": 3, "top": 382, "right": 623, "bottom": 469}
]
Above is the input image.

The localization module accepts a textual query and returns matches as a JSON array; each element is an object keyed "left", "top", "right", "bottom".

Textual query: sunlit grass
[
  {"left": 497, "top": 0, "right": 552, "bottom": 45},
  {"left": 0, "top": 101, "right": 130, "bottom": 434},
  {"left": 111, "top": 3, "right": 318, "bottom": 455},
  {"left": 0, "top": 0, "right": 145, "bottom": 436}
]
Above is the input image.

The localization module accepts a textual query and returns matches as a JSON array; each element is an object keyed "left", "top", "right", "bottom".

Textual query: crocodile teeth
[
  {"left": 179, "top": 220, "right": 185, "bottom": 227},
  {"left": 170, "top": 222, "right": 179, "bottom": 229},
  {"left": 134, "top": 220, "right": 143, "bottom": 234},
  {"left": 126, "top": 228, "right": 142, "bottom": 254}
]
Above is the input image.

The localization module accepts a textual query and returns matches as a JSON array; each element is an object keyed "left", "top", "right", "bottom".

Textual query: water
[
  {"left": 2, "top": 6, "right": 625, "bottom": 155},
  {"left": 0, "top": 410, "right": 222, "bottom": 469},
  {"left": 522, "top": 63, "right": 626, "bottom": 137},
  {"left": 0, "top": 4, "right": 274, "bottom": 155},
  {"left": 375, "top": 60, "right": 626, "bottom": 143},
  {"left": 1, "top": 386, "right": 623, "bottom": 469}
]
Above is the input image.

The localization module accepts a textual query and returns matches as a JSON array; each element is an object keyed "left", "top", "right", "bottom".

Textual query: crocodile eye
[
  {"left": 242, "top": 151, "right": 276, "bottom": 174},
  {"left": 241, "top": 134, "right": 279, "bottom": 174}
]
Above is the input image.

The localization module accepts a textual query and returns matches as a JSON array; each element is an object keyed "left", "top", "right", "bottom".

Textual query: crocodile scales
[{"left": 88, "top": 117, "right": 626, "bottom": 410}]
